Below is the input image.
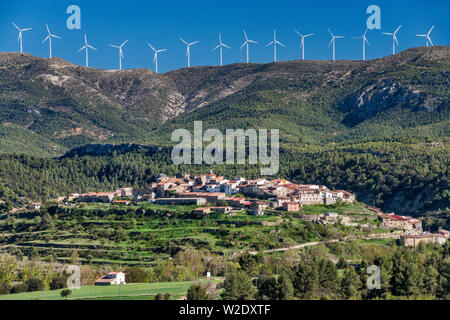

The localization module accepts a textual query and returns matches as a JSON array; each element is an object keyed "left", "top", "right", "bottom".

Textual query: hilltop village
[
  {"left": 61, "top": 171, "right": 356, "bottom": 213},
  {"left": 34, "top": 171, "right": 448, "bottom": 247}
]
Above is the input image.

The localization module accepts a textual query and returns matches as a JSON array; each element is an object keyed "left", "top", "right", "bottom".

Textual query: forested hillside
[{"left": 0, "top": 47, "right": 448, "bottom": 222}]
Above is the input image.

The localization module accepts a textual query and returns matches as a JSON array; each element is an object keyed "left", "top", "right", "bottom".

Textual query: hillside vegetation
[{"left": 0, "top": 47, "right": 448, "bottom": 153}]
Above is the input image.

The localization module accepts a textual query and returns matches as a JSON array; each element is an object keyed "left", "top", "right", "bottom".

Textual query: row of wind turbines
[{"left": 11, "top": 23, "right": 437, "bottom": 73}]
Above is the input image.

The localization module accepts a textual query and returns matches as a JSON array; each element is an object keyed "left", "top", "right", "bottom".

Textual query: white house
[{"left": 95, "top": 272, "right": 126, "bottom": 286}]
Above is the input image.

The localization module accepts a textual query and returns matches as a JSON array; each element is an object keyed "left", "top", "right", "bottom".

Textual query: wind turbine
[
  {"left": 416, "top": 26, "right": 435, "bottom": 47},
  {"left": 180, "top": 38, "right": 199, "bottom": 68},
  {"left": 42, "top": 24, "right": 61, "bottom": 58},
  {"left": 148, "top": 43, "right": 167, "bottom": 74},
  {"left": 77, "top": 34, "right": 97, "bottom": 67},
  {"left": 212, "top": 33, "right": 231, "bottom": 66},
  {"left": 353, "top": 29, "right": 371, "bottom": 61},
  {"left": 294, "top": 30, "right": 314, "bottom": 60},
  {"left": 12, "top": 22, "right": 32, "bottom": 54},
  {"left": 383, "top": 25, "right": 402, "bottom": 55},
  {"left": 266, "top": 30, "right": 285, "bottom": 62},
  {"left": 240, "top": 30, "right": 258, "bottom": 63},
  {"left": 109, "top": 40, "right": 128, "bottom": 70},
  {"left": 328, "top": 28, "right": 345, "bottom": 61}
]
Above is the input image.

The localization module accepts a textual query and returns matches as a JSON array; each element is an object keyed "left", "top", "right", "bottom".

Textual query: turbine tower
[
  {"left": 328, "top": 28, "right": 345, "bottom": 61},
  {"left": 180, "top": 38, "right": 199, "bottom": 68},
  {"left": 77, "top": 34, "right": 97, "bottom": 67},
  {"left": 212, "top": 34, "right": 231, "bottom": 66},
  {"left": 266, "top": 30, "right": 285, "bottom": 62},
  {"left": 240, "top": 30, "right": 258, "bottom": 64},
  {"left": 42, "top": 24, "right": 61, "bottom": 58},
  {"left": 12, "top": 22, "right": 32, "bottom": 54},
  {"left": 294, "top": 30, "right": 314, "bottom": 60},
  {"left": 416, "top": 26, "right": 435, "bottom": 47},
  {"left": 383, "top": 25, "right": 402, "bottom": 55},
  {"left": 148, "top": 43, "right": 167, "bottom": 74},
  {"left": 109, "top": 40, "right": 128, "bottom": 70},
  {"left": 353, "top": 29, "right": 371, "bottom": 61}
]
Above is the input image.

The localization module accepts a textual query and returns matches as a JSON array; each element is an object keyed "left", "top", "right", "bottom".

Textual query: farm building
[{"left": 95, "top": 272, "right": 126, "bottom": 286}]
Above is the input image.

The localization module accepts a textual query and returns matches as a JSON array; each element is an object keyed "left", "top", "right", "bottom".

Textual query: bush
[
  {"left": 124, "top": 267, "right": 148, "bottom": 283},
  {"left": 11, "top": 283, "right": 28, "bottom": 294},
  {"left": 0, "top": 283, "right": 12, "bottom": 295},
  {"left": 187, "top": 283, "right": 211, "bottom": 300},
  {"left": 60, "top": 289, "right": 72, "bottom": 299},
  {"left": 154, "top": 293, "right": 171, "bottom": 300},
  {"left": 26, "top": 278, "right": 44, "bottom": 292},
  {"left": 50, "top": 275, "right": 67, "bottom": 290}
]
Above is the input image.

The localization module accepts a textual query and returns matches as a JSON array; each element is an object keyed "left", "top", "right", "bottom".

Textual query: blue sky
[{"left": 0, "top": 0, "right": 449, "bottom": 73}]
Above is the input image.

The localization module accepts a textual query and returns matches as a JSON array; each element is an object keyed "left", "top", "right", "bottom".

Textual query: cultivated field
[{"left": 0, "top": 279, "right": 221, "bottom": 300}]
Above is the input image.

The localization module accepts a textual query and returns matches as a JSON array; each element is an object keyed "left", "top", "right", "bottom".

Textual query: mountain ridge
[{"left": 0, "top": 46, "right": 448, "bottom": 155}]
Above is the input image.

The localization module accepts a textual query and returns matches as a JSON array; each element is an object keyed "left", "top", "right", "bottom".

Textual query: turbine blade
[
  {"left": 365, "top": 38, "right": 371, "bottom": 46},
  {"left": 294, "top": 30, "right": 302, "bottom": 37},
  {"left": 46, "top": 24, "right": 50, "bottom": 34},
  {"left": 22, "top": 28, "right": 32, "bottom": 32},
  {"left": 121, "top": 40, "right": 128, "bottom": 47},
  {"left": 52, "top": 35, "right": 61, "bottom": 39},
  {"left": 180, "top": 38, "right": 188, "bottom": 45},
  {"left": 395, "top": 25, "right": 402, "bottom": 34},
  {"left": 77, "top": 46, "right": 86, "bottom": 52},
  {"left": 328, "top": 39, "right": 334, "bottom": 47},
  {"left": 428, "top": 26, "right": 435, "bottom": 35},
  {"left": 383, "top": 32, "right": 393, "bottom": 36},
  {"left": 328, "top": 28, "right": 334, "bottom": 37},
  {"left": 416, "top": 34, "right": 426, "bottom": 37},
  {"left": 243, "top": 30, "right": 248, "bottom": 41},
  {"left": 212, "top": 45, "right": 220, "bottom": 51},
  {"left": 42, "top": 36, "right": 49, "bottom": 43},
  {"left": 249, "top": 40, "right": 258, "bottom": 44},
  {"left": 394, "top": 36, "right": 399, "bottom": 46},
  {"left": 109, "top": 45, "right": 119, "bottom": 48},
  {"left": 305, "top": 33, "right": 314, "bottom": 38},
  {"left": 266, "top": 41, "right": 274, "bottom": 47},
  {"left": 223, "top": 44, "right": 231, "bottom": 49},
  {"left": 276, "top": 41, "right": 285, "bottom": 47},
  {"left": 240, "top": 42, "right": 247, "bottom": 49},
  {"left": 148, "top": 43, "right": 156, "bottom": 52},
  {"left": 12, "top": 22, "right": 20, "bottom": 30},
  {"left": 88, "top": 45, "right": 98, "bottom": 51},
  {"left": 190, "top": 41, "right": 199, "bottom": 45},
  {"left": 428, "top": 37, "right": 433, "bottom": 46}
]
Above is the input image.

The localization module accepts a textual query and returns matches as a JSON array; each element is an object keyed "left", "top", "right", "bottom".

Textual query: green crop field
[{"left": 0, "top": 279, "right": 221, "bottom": 301}]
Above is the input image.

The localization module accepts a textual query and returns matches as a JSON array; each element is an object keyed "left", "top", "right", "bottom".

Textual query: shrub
[
  {"left": 11, "top": 283, "right": 28, "bottom": 294},
  {"left": 60, "top": 289, "right": 72, "bottom": 299},
  {"left": 124, "top": 267, "right": 148, "bottom": 283},
  {"left": 0, "top": 283, "right": 12, "bottom": 295},
  {"left": 187, "top": 283, "right": 211, "bottom": 300},
  {"left": 26, "top": 278, "right": 44, "bottom": 292},
  {"left": 50, "top": 275, "right": 67, "bottom": 290}
]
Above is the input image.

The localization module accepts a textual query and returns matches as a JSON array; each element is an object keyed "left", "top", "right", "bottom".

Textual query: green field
[{"left": 0, "top": 279, "right": 221, "bottom": 300}]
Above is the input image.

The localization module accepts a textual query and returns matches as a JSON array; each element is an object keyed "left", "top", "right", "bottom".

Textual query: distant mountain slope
[{"left": 0, "top": 46, "right": 449, "bottom": 155}]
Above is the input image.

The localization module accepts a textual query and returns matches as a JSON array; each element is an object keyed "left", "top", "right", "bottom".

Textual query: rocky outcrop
[{"left": 338, "top": 79, "right": 447, "bottom": 126}]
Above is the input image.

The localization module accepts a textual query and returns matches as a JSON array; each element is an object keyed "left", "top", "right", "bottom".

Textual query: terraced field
[{"left": 0, "top": 203, "right": 381, "bottom": 267}]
